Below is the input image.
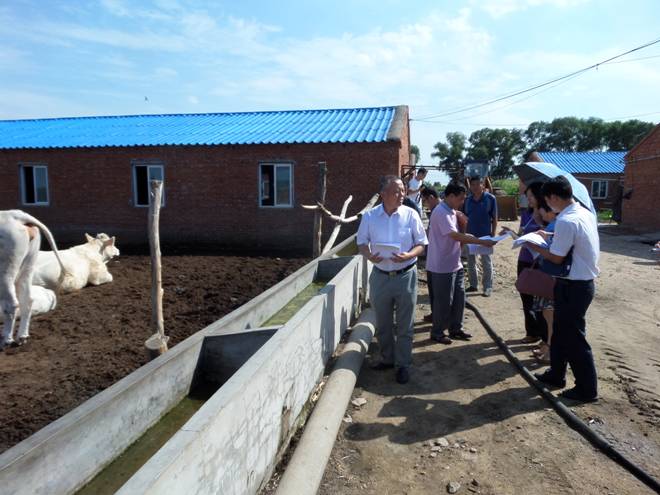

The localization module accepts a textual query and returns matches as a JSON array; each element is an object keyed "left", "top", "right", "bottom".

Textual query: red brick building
[
  {"left": 623, "top": 124, "right": 660, "bottom": 231},
  {"left": 527, "top": 151, "right": 626, "bottom": 211},
  {"left": 0, "top": 106, "right": 410, "bottom": 253}
]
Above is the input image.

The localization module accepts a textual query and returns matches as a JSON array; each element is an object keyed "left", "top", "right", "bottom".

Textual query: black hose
[{"left": 465, "top": 300, "right": 660, "bottom": 494}]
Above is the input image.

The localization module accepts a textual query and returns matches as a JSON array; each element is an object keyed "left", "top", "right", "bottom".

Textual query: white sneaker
[{"left": 483, "top": 288, "right": 492, "bottom": 297}]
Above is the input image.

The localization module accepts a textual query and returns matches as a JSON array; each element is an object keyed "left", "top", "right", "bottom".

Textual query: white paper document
[
  {"left": 372, "top": 242, "right": 401, "bottom": 257},
  {"left": 467, "top": 232, "right": 512, "bottom": 256},
  {"left": 512, "top": 232, "right": 549, "bottom": 250}
]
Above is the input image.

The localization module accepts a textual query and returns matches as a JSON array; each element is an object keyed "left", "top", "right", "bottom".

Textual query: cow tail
[{"left": 11, "top": 210, "right": 76, "bottom": 292}]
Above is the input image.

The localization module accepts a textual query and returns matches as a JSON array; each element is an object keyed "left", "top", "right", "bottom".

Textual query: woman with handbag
[
  {"left": 501, "top": 182, "right": 547, "bottom": 343},
  {"left": 531, "top": 202, "right": 558, "bottom": 363}
]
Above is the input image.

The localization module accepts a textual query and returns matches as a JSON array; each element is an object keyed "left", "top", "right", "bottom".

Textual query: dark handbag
[
  {"left": 539, "top": 247, "right": 573, "bottom": 277},
  {"left": 516, "top": 266, "right": 555, "bottom": 299}
]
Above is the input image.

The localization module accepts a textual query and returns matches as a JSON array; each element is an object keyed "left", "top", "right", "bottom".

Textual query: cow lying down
[
  {"left": 1, "top": 210, "right": 71, "bottom": 349},
  {"left": 33, "top": 233, "right": 120, "bottom": 293}
]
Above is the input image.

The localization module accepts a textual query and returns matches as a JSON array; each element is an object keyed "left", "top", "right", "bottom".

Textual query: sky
[{"left": 2, "top": 0, "right": 660, "bottom": 184}]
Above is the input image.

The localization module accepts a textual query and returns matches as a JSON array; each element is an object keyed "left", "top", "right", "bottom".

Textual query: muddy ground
[
  {"left": 0, "top": 254, "right": 307, "bottom": 454},
  {"left": 313, "top": 222, "right": 660, "bottom": 494}
]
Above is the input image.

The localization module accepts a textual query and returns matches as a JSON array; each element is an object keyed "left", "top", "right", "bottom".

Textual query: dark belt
[
  {"left": 555, "top": 278, "right": 593, "bottom": 284},
  {"left": 374, "top": 262, "right": 416, "bottom": 277}
]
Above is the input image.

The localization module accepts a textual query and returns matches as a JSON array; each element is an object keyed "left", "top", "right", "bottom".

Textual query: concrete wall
[
  {"left": 116, "top": 255, "right": 364, "bottom": 495},
  {"left": 0, "top": 236, "right": 362, "bottom": 495},
  {"left": 0, "top": 335, "right": 203, "bottom": 495}
]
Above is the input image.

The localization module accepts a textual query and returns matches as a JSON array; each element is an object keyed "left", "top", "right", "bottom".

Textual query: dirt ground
[
  {"left": 0, "top": 254, "right": 307, "bottom": 454},
  {"left": 318, "top": 222, "right": 660, "bottom": 495}
]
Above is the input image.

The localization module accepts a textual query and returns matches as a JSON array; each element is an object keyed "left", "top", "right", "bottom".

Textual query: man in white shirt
[
  {"left": 526, "top": 176, "right": 600, "bottom": 402},
  {"left": 357, "top": 176, "right": 428, "bottom": 384},
  {"left": 406, "top": 167, "right": 427, "bottom": 211}
]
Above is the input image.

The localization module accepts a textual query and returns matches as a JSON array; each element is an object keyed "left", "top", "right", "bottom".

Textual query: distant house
[
  {"left": 623, "top": 124, "right": 660, "bottom": 231},
  {"left": 0, "top": 106, "right": 410, "bottom": 253},
  {"left": 527, "top": 151, "right": 625, "bottom": 211}
]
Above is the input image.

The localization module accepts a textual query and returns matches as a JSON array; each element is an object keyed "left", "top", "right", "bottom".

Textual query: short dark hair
[
  {"left": 380, "top": 175, "right": 402, "bottom": 192},
  {"left": 542, "top": 176, "right": 573, "bottom": 200},
  {"left": 444, "top": 182, "right": 466, "bottom": 197},
  {"left": 418, "top": 167, "right": 428, "bottom": 175},
  {"left": 469, "top": 175, "right": 482, "bottom": 183},
  {"left": 525, "top": 181, "right": 545, "bottom": 211},
  {"left": 420, "top": 187, "right": 438, "bottom": 199}
]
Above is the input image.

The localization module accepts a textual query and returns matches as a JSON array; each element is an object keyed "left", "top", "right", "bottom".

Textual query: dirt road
[{"left": 319, "top": 223, "right": 660, "bottom": 494}]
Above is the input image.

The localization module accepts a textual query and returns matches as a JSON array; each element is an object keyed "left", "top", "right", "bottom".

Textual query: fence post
[{"left": 145, "top": 180, "right": 169, "bottom": 359}]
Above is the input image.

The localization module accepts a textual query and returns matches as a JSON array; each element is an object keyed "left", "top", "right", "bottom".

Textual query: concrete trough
[{"left": 0, "top": 236, "right": 363, "bottom": 495}]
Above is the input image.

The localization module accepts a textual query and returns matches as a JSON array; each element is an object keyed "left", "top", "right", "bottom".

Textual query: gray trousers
[
  {"left": 369, "top": 266, "right": 417, "bottom": 369},
  {"left": 467, "top": 253, "right": 493, "bottom": 291},
  {"left": 428, "top": 269, "right": 465, "bottom": 338}
]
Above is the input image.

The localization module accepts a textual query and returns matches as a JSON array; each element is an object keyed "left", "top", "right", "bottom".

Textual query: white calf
[
  {"left": 0, "top": 210, "right": 69, "bottom": 349},
  {"left": 33, "top": 233, "right": 119, "bottom": 293}
]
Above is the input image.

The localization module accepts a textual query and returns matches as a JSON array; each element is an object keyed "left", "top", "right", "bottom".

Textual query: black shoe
[
  {"left": 431, "top": 334, "right": 452, "bottom": 345},
  {"left": 533, "top": 371, "right": 566, "bottom": 389},
  {"left": 559, "top": 387, "right": 598, "bottom": 403},
  {"left": 465, "top": 287, "right": 478, "bottom": 293},
  {"left": 396, "top": 367, "right": 410, "bottom": 384},
  {"left": 449, "top": 330, "right": 473, "bottom": 340},
  {"left": 370, "top": 361, "right": 395, "bottom": 371}
]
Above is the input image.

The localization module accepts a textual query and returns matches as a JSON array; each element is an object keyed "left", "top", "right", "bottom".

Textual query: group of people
[{"left": 357, "top": 172, "right": 601, "bottom": 403}]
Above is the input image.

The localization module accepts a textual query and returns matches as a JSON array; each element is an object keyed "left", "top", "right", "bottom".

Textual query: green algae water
[
  {"left": 335, "top": 241, "right": 358, "bottom": 257},
  {"left": 76, "top": 384, "right": 216, "bottom": 495},
  {"left": 263, "top": 281, "right": 327, "bottom": 326}
]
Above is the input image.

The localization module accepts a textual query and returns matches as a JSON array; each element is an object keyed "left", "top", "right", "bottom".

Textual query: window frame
[
  {"left": 132, "top": 161, "right": 166, "bottom": 208},
  {"left": 590, "top": 180, "right": 608, "bottom": 199},
  {"left": 20, "top": 163, "right": 50, "bottom": 206},
  {"left": 258, "top": 162, "right": 294, "bottom": 208}
]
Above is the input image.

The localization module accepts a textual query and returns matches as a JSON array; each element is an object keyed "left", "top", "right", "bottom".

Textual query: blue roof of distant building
[
  {"left": 0, "top": 106, "right": 400, "bottom": 149},
  {"left": 536, "top": 151, "right": 626, "bottom": 174}
]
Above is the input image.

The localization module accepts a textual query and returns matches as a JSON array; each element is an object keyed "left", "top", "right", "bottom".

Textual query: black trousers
[
  {"left": 517, "top": 260, "right": 547, "bottom": 340},
  {"left": 550, "top": 278, "right": 597, "bottom": 397}
]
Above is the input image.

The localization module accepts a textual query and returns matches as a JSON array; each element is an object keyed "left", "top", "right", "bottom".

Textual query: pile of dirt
[{"left": 0, "top": 254, "right": 307, "bottom": 453}]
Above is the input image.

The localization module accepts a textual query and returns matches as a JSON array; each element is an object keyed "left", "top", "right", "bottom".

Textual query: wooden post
[
  {"left": 145, "top": 180, "right": 169, "bottom": 359},
  {"left": 312, "top": 162, "right": 327, "bottom": 258}
]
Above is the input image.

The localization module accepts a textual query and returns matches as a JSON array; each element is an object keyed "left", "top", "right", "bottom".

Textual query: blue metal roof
[
  {"left": 536, "top": 151, "right": 626, "bottom": 174},
  {"left": 0, "top": 106, "right": 397, "bottom": 149}
]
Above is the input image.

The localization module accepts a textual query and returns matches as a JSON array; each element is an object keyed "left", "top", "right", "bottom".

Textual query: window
[
  {"left": 591, "top": 180, "right": 608, "bottom": 199},
  {"left": 133, "top": 162, "right": 165, "bottom": 207},
  {"left": 20, "top": 164, "right": 49, "bottom": 205},
  {"left": 259, "top": 163, "right": 293, "bottom": 207}
]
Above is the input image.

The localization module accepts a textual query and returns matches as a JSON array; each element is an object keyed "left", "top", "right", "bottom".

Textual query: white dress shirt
[
  {"left": 357, "top": 204, "right": 428, "bottom": 272},
  {"left": 550, "top": 202, "right": 600, "bottom": 280}
]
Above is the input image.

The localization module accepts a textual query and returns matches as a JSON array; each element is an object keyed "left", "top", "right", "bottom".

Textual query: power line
[{"left": 412, "top": 36, "right": 660, "bottom": 121}]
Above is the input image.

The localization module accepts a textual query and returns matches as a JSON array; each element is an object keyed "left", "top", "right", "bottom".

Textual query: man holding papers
[
  {"left": 357, "top": 176, "right": 428, "bottom": 384},
  {"left": 427, "top": 183, "right": 496, "bottom": 344}
]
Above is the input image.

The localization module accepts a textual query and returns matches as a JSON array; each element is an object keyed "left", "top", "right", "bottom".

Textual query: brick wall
[
  {"left": 0, "top": 140, "right": 405, "bottom": 254},
  {"left": 572, "top": 173, "right": 623, "bottom": 210},
  {"left": 623, "top": 124, "right": 660, "bottom": 231},
  {"left": 623, "top": 156, "right": 660, "bottom": 231}
]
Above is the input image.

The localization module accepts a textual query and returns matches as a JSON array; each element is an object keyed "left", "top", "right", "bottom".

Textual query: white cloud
[
  {"left": 475, "top": 0, "right": 590, "bottom": 18},
  {"left": 187, "top": 95, "right": 199, "bottom": 105}
]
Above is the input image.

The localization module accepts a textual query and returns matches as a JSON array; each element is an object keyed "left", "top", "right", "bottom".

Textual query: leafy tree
[
  {"left": 604, "top": 120, "right": 655, "bottom": 151},
  {"left": 409, "top": 144, "right": 420, "bottom": 164},
  {"left": 431, "top": 132, "right": 467, "bottom": 181},
  {"left": 467, "top": 128, "right": 525, "bottom": 179}
]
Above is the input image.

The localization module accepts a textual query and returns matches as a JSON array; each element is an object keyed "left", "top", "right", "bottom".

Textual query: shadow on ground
[{"left": 345, "top": 337, "right": 546, "bottom": 445}]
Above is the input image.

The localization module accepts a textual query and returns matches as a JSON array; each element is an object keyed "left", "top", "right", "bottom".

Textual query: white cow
[
  {"left": 18, "top": 286, "right": 57, "bottom": 317},
  {"left": 32, "top": 233, "right": 120, "bottom": 293},
  {"left": 0, "top": 210, "right": 70, "bottom": 349}
]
